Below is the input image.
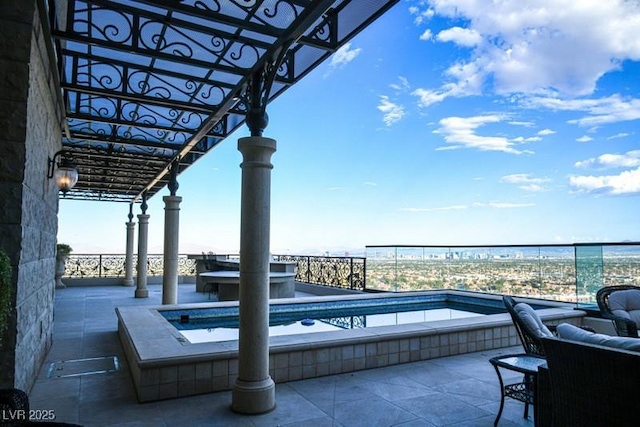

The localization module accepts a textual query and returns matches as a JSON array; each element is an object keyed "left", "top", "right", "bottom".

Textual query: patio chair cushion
[
  {"left": 608, "top": 289, "right": 640, "bottom": 327},
  {"left": 513, "top": 303, "right": 553, "bottom": 338},
  {"left": 556, "top": 323, "right": 640, "bottom": 352}
]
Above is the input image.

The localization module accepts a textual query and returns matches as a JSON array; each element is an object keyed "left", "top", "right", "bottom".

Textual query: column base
[
  {"left": 231, "top": 377, "right": 276, "bottom": 414},
  {"left": 122, "top": 279, "right": 134, "bottom": 286},
  {"left": 135, "top": 289, "right": 148, "bottom": 298}
]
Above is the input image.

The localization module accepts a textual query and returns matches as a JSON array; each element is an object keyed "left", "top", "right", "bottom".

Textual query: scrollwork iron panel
[
  {"left": 178, "top": 257, "right": 198, "bottom": 276},
  {"left": 65, "top": 255, "right": 104, "bottom": 278},
  {"left": 65, "top": 254, "right": 197, "bottom": 278},
  {"left": 146, "top": 255, "right": 165, "bottom": 276},
  {"left": 272, "top": 255, "right": 366, "bottom": 291}
]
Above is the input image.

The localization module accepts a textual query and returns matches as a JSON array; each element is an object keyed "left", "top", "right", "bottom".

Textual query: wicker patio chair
[
  {"left": 500, "top": 295, "right": 559, "bottom": 421},
  {"left": 503, "top": 295, "right": 556, "bottom": 357},
  {"left": 596, "top": 285, "right": 640, "bottom": 338},
  {"left": 540, "top": 337, "right": 640, "bottom": 427}
]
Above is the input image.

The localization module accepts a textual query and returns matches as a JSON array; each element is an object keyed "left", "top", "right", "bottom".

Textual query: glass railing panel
[
  {"left": 435, "top": 247, "right": 501, "bottom": 293},
  {"left": 538, "top": 246, "right": 576, "bottom": 303},
  {"left": 475, "top": 246, "right": 540, "bottom": 298},
  {"left": 364, "top": 247, "right": 398, "bottom": 291},
  {"left": 575, "top": 245, "right": 604, "bottom": 308},
  {"left": 603, "top": 244, "right": 640, "bottom": 287},
  {"left": 399, "top": 247, "right": 451, "bottom": 291},
  {"left": 395, "top": 247, "right": 426, "bottom": 292}
]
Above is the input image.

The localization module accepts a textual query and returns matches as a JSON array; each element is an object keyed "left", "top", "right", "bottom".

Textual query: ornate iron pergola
[{"left": 52, "top": 0, "right": 398, "bottom": 202}]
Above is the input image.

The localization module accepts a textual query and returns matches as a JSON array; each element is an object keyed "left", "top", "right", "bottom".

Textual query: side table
[{"left": 489, "top": 353, "right": 547, "bottom": 426}]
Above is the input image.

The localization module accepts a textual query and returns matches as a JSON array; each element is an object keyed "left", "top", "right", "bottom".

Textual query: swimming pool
[
  {"left": 160, "top": 293, "right": 536, "bottom": 343},
  {"left": 117, "top": 290, "right": 585, "bottom": 402}
]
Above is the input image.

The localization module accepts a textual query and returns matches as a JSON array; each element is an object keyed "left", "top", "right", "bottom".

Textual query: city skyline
[{"left": 58, "top": 0, "right": 640, "bottom": 255}]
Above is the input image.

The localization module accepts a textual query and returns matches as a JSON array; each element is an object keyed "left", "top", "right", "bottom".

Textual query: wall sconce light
[{"left": 48, "top": 150, "right": 78, "bottom": 195}]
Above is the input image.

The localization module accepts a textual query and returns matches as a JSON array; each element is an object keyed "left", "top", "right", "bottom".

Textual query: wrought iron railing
[
  {"left": 365, "top": 243, "right": 640, "bottom": 307},
  {"left": 64, "top": 254, "right": 197, "bottom": 278},
  {"left": 272, "top": 255, "right": 366, "bottom": 291},
  {"left": 63, "top": 253, "right": 366, "bottom": 291}
]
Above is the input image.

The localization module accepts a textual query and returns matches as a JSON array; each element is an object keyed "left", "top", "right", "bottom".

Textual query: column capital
[
  {"left": 162, "top": 195, "right": 183, "bottom": 205},
  {"left": 238, "top": 136, "right": 276, "bottom": 170},
  {"left": 238, "top": 136, "right": 276, "bottom": 153}
]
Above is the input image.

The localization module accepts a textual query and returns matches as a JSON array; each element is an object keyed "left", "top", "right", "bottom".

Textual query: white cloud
[
  {"left": 401, "top": 201, "right": 534, "bottom": 212},
  {"left": 412, "top": 88, "right": 451, "bottom": 108},
  {"left": 328, "top": 43, "right": 361, "bottom": 70},
  {"left": 607, "top": 132, "right": 629, "bottom": 140},
  {"left": 484, "top": 202, "right": 535, "bottom": 209},
  {"left": 434, "top": 115, "right": 530, "bottom": 154},
  {"left": 575, "top": 150, "right": 640, "bottom": 169},
  {"left": 570, "top": 167, "right": 640, "bottom": 195},
  {"left": 401, "top": 205, "right": 469, "bottom": 212},
  {"left": 500, "top": 174, "right": 550, "bottom": 184},
  {"left": 419, "top": 29, "right": 433, "bottom": 41},
  {"left": 363, "top": 181, "right": 378, "bottom": 186},
  {"left": 513, "top": 136, "right": 542, "bottom": 143},
  {"left": 576, "top": 135, "right": 593, "bottom": 142},
  {"left": 524, "top": 94, "right": 640, "bottom": 126},
  {"left": 377, "top": 96, "right": 406, "bottom": 126},
  {"left": 537, "top": 128, "right": 556, "bottom": 135},
  {"left": 519, "top": 184, "right": 545, "bottom": 192},
  {"left": 411, "top": 63, "right": 484, "bottom": 107},
  {"left": 500, "top": 173, "right": 551, "bottom": 191},
  {"left": 410, "top": 0, "right": 640, "bottom": 104},
  {"left": 389, "top": 76, "right": 410, "bottom": 91},
  {"left": 436, "top": 27, "right": 482, "bottom": 47},
  {"left": 409, "top": 5, "right": 434, "bottom": 25}
]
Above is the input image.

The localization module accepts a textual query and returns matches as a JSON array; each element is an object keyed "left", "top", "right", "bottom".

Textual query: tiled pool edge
[{"left": 116, "top": 293, "right": 587, "bottom": 402}]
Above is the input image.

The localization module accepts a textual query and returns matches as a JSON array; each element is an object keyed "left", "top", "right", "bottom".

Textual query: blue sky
[{"left": 59, "top": 0, "right": 640, "bottom": 255}]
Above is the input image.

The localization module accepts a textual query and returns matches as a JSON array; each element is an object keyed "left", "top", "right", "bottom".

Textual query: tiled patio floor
[{"left": 29, "top": 284, "right": 536, "bottom": 426}]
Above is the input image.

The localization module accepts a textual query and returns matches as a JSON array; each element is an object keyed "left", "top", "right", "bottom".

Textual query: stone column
[
  {"left": 123, "top": 206, "right": 136, "bottom": 286},
  {"left": 162, "top": 195, "right": 181, "bottom": 304},
  {"left": 135, "top": 213, "right": 150, "bottom": 298},
  {"left": 232, "top": 136, "right": 276, "bottom": 414}
]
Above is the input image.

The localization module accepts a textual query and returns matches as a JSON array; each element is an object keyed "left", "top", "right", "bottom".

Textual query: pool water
[
  {"left": 179, "top": 308, "right": 483, "bottom": 343},
  {"left": 161, "top": 294, "right": 511, "bottom": 344}
]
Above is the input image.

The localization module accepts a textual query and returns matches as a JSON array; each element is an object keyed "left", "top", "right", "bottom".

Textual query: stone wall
[{"left": 0, "top": 0, "right": 66, "bottom": 391}]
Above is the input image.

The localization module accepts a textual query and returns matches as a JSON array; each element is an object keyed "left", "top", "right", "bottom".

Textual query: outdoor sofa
[{"left": 535, "top": 324, "right": 640, "bottom": 426}]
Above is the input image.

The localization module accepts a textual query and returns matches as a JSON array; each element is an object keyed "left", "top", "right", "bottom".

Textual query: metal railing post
[
  {"left": 363, "top": 257, "right": 367, "bottom": 291},
  {"left": 350, "top": 257, "right": 354, "bottom": 290}
]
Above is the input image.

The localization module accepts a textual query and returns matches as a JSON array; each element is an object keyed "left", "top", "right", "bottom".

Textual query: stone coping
[{"left": 116, "top": 291, "right": 585, "bottom": 369}]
